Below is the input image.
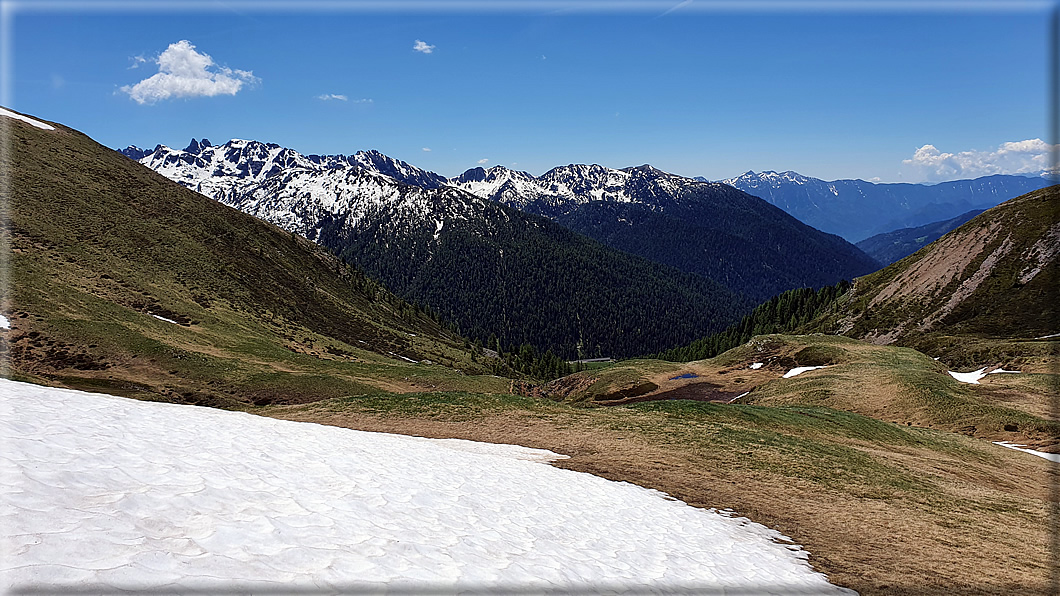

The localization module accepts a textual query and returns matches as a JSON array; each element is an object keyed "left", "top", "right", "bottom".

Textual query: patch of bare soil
[
  {"left": 270, "top": 407, "right": 1056, "bottom": 596},
  {"left": 596, "top": 381, "right": 742, "bottom": 405}
]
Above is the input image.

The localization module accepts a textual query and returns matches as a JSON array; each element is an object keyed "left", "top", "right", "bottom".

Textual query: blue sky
[{"left": 4, "top": 1, "right": 1054, "bottom": 182}]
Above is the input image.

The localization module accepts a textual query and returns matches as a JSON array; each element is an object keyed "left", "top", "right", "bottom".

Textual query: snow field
[{"left": 0, "top": 379, "right": 852, "bottom": 594}]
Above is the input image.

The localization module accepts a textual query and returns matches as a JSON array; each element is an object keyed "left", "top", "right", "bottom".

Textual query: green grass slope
[
  {"left": 530, "top": 334, "right": 1058, "bottom": 449},
  {"left": 1, "top": 109, "right": 509, "bottom": 405}
]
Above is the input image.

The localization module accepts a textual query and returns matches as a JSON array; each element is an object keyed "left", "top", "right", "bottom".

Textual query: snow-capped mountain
[
  {"left": 125, "top": 139, "right": 467, "bottom": 241},
  {"left": 721, "top": 170, "right": 1052, "bottom": 242},
  {"left": 450, "top": 163, "right": 879, "bottom": 301},
  {"left": 449, "top": 163, "right": 729, "bottom": 214}
]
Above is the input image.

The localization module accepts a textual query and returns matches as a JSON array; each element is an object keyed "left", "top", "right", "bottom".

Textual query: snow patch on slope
[
  {"left": 783, "top": 365, "right": 828, "bottom": 378},
  {"left": 948, "top": 368, "right": 988, "bottom": 384},
  {"left": 994, "top": 441, "right": 1060, "bottom": 463}
]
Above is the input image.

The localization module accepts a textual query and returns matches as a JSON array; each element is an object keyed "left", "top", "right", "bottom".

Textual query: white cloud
[
  {"left": 316, "top": 93, "right": 348, "bottom": 101},
  {"left": 900, "top": 138, "right": 1057, "bottom": 182},
  {"left": 477, "top": 158, "right": 489, "bottom": 164},
  {"left": 121, "top": 40, "right": 259, "bottom": 105},
  {"left": 128, "top": 55, "right": 147, "bottom": 69},
  {"left": 413, "top": 40, "right": 435, "bottom": 54},
  {"left": 422, "top": 147, "right": 432, "bottom": 152}
]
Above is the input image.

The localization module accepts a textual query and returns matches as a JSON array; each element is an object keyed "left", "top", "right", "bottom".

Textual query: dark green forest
[
  {"left": 507, "top": 181, "right": 877, "bottom": 302},
  {"left": 652, "top": 281, "right": 852, "bottom": 362},
  {"left": 314, "top": 198, "right": 753, "bottom": 361}
]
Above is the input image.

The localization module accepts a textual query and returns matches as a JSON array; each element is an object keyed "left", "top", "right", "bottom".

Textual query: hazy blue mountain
[
  {"left": 856, "top": 209, "right": 986, "bottom": 266},
  {"left": 721, "top": 170, "right": 1050, "bottom": 242}
]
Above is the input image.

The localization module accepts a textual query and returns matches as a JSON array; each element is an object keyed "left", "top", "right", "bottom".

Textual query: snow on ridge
[
  {"left": 0, "top": 314, "right": 9, "bottom": 329},
  {"left": 0, "top": 106, "right": 55, "bottom": 130},
  {"left": 0, "top": 379, "right": 852, "bottom": 594}
]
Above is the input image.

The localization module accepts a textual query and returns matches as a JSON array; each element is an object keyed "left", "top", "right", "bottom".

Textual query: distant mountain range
[{"left": 719, "top": 170, "right": 1051, "bottom": 242}]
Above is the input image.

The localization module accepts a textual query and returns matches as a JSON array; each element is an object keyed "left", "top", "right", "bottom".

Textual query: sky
[{"left": 3, "top": 0, "right": 1055, "bottom": 183}]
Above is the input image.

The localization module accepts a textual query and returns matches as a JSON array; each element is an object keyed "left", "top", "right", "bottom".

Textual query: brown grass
[{"left": 268, "top": 402, "right": 1056, "bottom": 596}]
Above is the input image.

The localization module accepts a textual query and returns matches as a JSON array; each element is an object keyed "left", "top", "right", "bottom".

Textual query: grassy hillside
[
  {"left": 1, "top": 109, "right": 510, "bottom": 405},
  {"left": 527, "top": 334, "right": 1058, "bottom": 449},
  {"left": 814, "top": 186, "right": 1059, "bottom": 359}
]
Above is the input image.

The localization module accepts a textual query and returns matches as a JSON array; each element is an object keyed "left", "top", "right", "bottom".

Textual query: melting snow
[
  {"left": 0, "top": 315, "right": 9, "bottom": 330},
  {"left": 0, "top": 379, "right": 852, "bottom": 594},
  {"left": 750, "top": 362, "right": 764, "bottom": 370},
  {"left": 783, "top": 366, "right": 828, "bottom": 379},
  {"left": 988, "top": 369, "right": 1020, "bottom": 374},
  {"left": 388, "top": 351, "right": 418, "bottom": 363},
  {"left": 993, "top": 441, "right": 1060, "bottom": 463},
  {"left": 729, "top": 391, "right": 750, "bottom": 404},
  {"left": 150, "top": 313, "right": 179, "bottom": 325},
  {"left": 0, "top": 107, "right": 55, "bottom": 130},
  {"left": 948, "top": 368, "right": 988, "bottom": 384}
]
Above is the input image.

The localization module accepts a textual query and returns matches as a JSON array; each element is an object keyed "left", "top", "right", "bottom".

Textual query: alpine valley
[{"left": 5, "top": 107, "right": 1059, "bottom": 596}]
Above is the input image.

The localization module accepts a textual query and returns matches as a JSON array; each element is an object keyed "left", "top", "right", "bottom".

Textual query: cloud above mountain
[
  {"left": 121, "top": 40, "right": 259, "bottom": 105},
  {"left": 901, "top": 139, "right": 1056, "bottom": 182}
]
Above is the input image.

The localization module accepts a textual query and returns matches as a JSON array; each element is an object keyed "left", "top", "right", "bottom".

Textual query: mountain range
[
  {"left": 119, "top": 137, "right": 1054, "bottom": 361},
  {"left": 124, "top": 140, "right": 753, "bottom": 359},
  {"left": 123, "top": 140, "right": 882, "bottom": 355},
  {"left": 721, "top": 170, "right": 1051, "bottom": 242}
]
